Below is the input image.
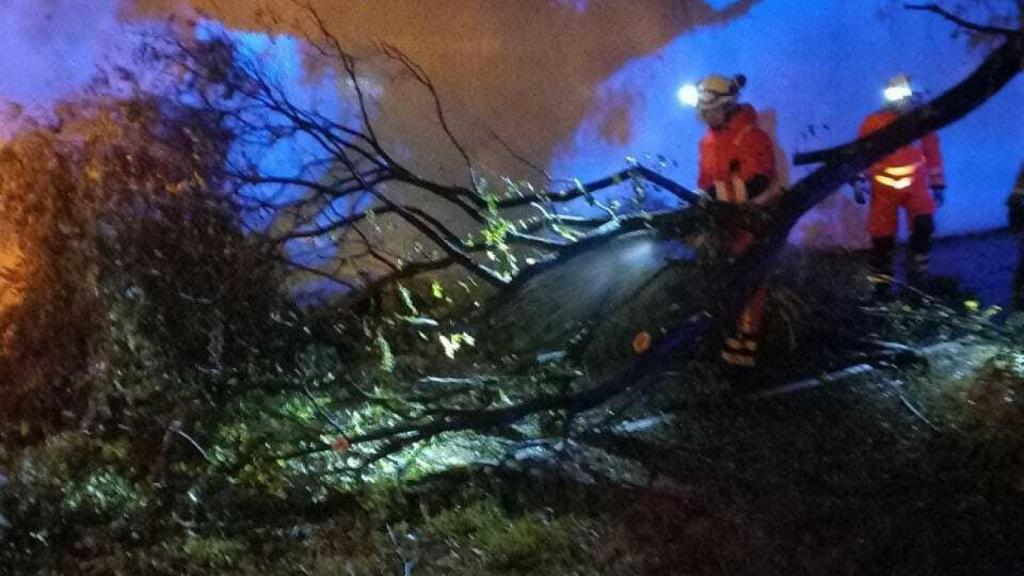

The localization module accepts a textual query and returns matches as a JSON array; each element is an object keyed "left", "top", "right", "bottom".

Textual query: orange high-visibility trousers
[{"left": 867, "top": 175, "right": 936, "bottom": 239}]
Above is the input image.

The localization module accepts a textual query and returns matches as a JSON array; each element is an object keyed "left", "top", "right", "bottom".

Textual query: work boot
[
  {"left": 907, "top": 251, "right": 930, "bottom": 288},
  {"left": 867, "top": 272, "right": 894, "bottom": 302},
  {"left": 869, "top": 236, "right": 896, "bottom": 300},
  {"left": 721, "top": 333, "right": 757, "bottom": 369},
  {"left": 720, "top": 332, "right": 765, "bottom": 393}
]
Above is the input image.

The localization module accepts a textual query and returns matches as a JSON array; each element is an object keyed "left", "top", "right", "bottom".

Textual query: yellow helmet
[{"left": 697, "top": 74, "right": 745, "bottom": 111}]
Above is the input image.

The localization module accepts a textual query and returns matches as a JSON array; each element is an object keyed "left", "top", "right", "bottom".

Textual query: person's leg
[
  {"left": 869, "top": 236, "right": 896, "bottom": 298},
  {"left": 906, "top": 181, "right": 938, "bottom": 286},
  {"left": 1014, "top": 237, "right": 1024, "bottom": 311},
  {"left": 867, "top": 187, "right": 900, "bottom": 297},
  {"left": 721, "top": 285, "right": 767, "bottom": 369},
  {"left": 907, "top": 214, "right": 935, "bottom": 285}
]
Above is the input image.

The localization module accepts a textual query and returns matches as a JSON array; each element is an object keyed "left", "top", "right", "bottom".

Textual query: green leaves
[
  {"left": 439, "top": 332, "right": 476, "bottom": 359},
  {"left": 431, "top": 279, "right": 445, "bottom": 300},
  {"left": 376, "top": 328, "right": 395, "bottom": 372},
  {"left": 478, "top": 185, "right": 520, "bottom": 279},
  {"left": 398, "top": 283, "right": 419, "bottom": 315}
]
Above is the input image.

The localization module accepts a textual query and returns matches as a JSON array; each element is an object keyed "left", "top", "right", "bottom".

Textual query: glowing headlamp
[
  {"left": 678, "top": 84, "right": 700, "bottom": 108},
  {"left": 884, "top": 84, "right": 913, "bottom": 103}
]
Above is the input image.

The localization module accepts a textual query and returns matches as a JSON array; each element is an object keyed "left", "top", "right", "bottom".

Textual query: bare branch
[
  {"left": 332, "top": 139, "right": 509, "bottom": 287},
  {"left": 381, "top": 42, "right": 481, "bottom": 194},
  {"left": 229, "top": 169, "right": 390, "bottom": 201},
  {"left": 347, "top": 224, "right": 403, "bottom": 273},
  {"left": 494, "top": 165, "right": 700, "bottom": 210},
  {"left": 518, "top": 212, "right": 614, "bottom": 234},
  {"left": 505, "top": 230, "right": 571, "bottom": 250},
  {"left": 302, "top": 384, "right": 349, "bottom": 437},
  {"left": 904, "top": 3, "right": 1021, "bottom": 37},
  {"left": 390, "top": 167, "right": 487, "bottom": 219},
  {"left": 298, "top": 1, "right": 390, "bottom": 161},
  {"left": 486, "top": 127, "right": 555, "bottom": 182},
  {"left": 273, "top": 253, "right": 357, "bottom": 290}
]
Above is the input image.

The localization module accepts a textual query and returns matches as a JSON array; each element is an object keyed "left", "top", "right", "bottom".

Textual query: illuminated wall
[
  {"left": 0, "top": 0, "right": 124, "bottom": 122},
  {"left": 1, "top": 0, "right": 1020, "bottom": 245}
]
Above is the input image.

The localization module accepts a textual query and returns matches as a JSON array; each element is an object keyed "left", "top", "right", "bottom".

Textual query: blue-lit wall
[
  {"left": 0, "top": 0, "right": 123, "bottom": 122},
  {"left": 2, "top": 0, "right": 1021, "bottom": 244},
  {"left": 554, "top": 0, "right": 1024, "bottom": 243}
]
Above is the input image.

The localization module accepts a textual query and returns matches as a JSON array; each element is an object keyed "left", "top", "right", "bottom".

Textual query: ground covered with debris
[{"left": 2, "top": 248, "right": 1023, "bottom": 576}]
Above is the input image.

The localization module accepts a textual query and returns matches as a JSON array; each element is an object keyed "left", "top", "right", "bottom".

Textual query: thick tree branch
[
  {"left": 720, "top": 35, "right": 1024, "bottom": 378},
  {"left": 794, "top": 35, "right": 1024, "bottom": 168}
]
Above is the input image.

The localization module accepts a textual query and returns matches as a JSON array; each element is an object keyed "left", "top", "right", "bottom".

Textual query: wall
[{"left": 1, "top": 0, "right": 1020, "bottom": 247}]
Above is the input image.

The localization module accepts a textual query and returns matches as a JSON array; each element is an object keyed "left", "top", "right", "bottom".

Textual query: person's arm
[
  {"left": 697, "top": 137, "right": 717, "bottom": 200},
  {"left": 921, "top": 131, "right": 946, "bottom": 206},
  {"left": 851, "top": 174, "right": 870, "bottom": 204},
  {"left": 921, "top": 132, "right": 945, "bottom": 188},
  {"left": 738, "top": 127, "right": 777, "bottom": 203}
]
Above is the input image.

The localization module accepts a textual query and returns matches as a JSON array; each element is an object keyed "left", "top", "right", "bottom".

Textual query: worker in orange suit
[
  {"left": 853, "top": 74, "right": 946, "bottom": 297},
  {"left": 686, "top": 73, "right": 781, "bottom": 372}
]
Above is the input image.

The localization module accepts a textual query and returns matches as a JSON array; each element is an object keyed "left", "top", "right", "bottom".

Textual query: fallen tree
[
  {"left": 4, "top": 1, "right": 1012, "bottom": 474},
  {"left": 168, "top": 4, "right": 1024, "bottom": 474}
]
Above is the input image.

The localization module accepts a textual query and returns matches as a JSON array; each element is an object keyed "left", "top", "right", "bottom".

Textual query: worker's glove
[
  {"left": 693, "top": 186, "right": 715, "bottom": 208},
  {"left": 851, "top": 175, "right": 869, "bottom": 205},
  {"left": 931, "top": 185, "right": 946, "bottom": 208}
]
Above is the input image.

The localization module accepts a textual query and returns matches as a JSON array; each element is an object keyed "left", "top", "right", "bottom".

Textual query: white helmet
[{"left": 884, "top": 74, "right": 915, "bottom": 104}]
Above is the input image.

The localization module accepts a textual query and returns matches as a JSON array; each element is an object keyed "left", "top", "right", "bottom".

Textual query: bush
[{"left": 422, "top": 499, "right": 590, "bottom": 575}]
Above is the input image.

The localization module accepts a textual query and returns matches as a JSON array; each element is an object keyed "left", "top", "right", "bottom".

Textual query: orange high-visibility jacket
[
  {"left": 859, "top": 109, "right": 945, "bottom": 189},
  {"left": 698, "top": 104, "right": 776, "bottom": 203}
]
